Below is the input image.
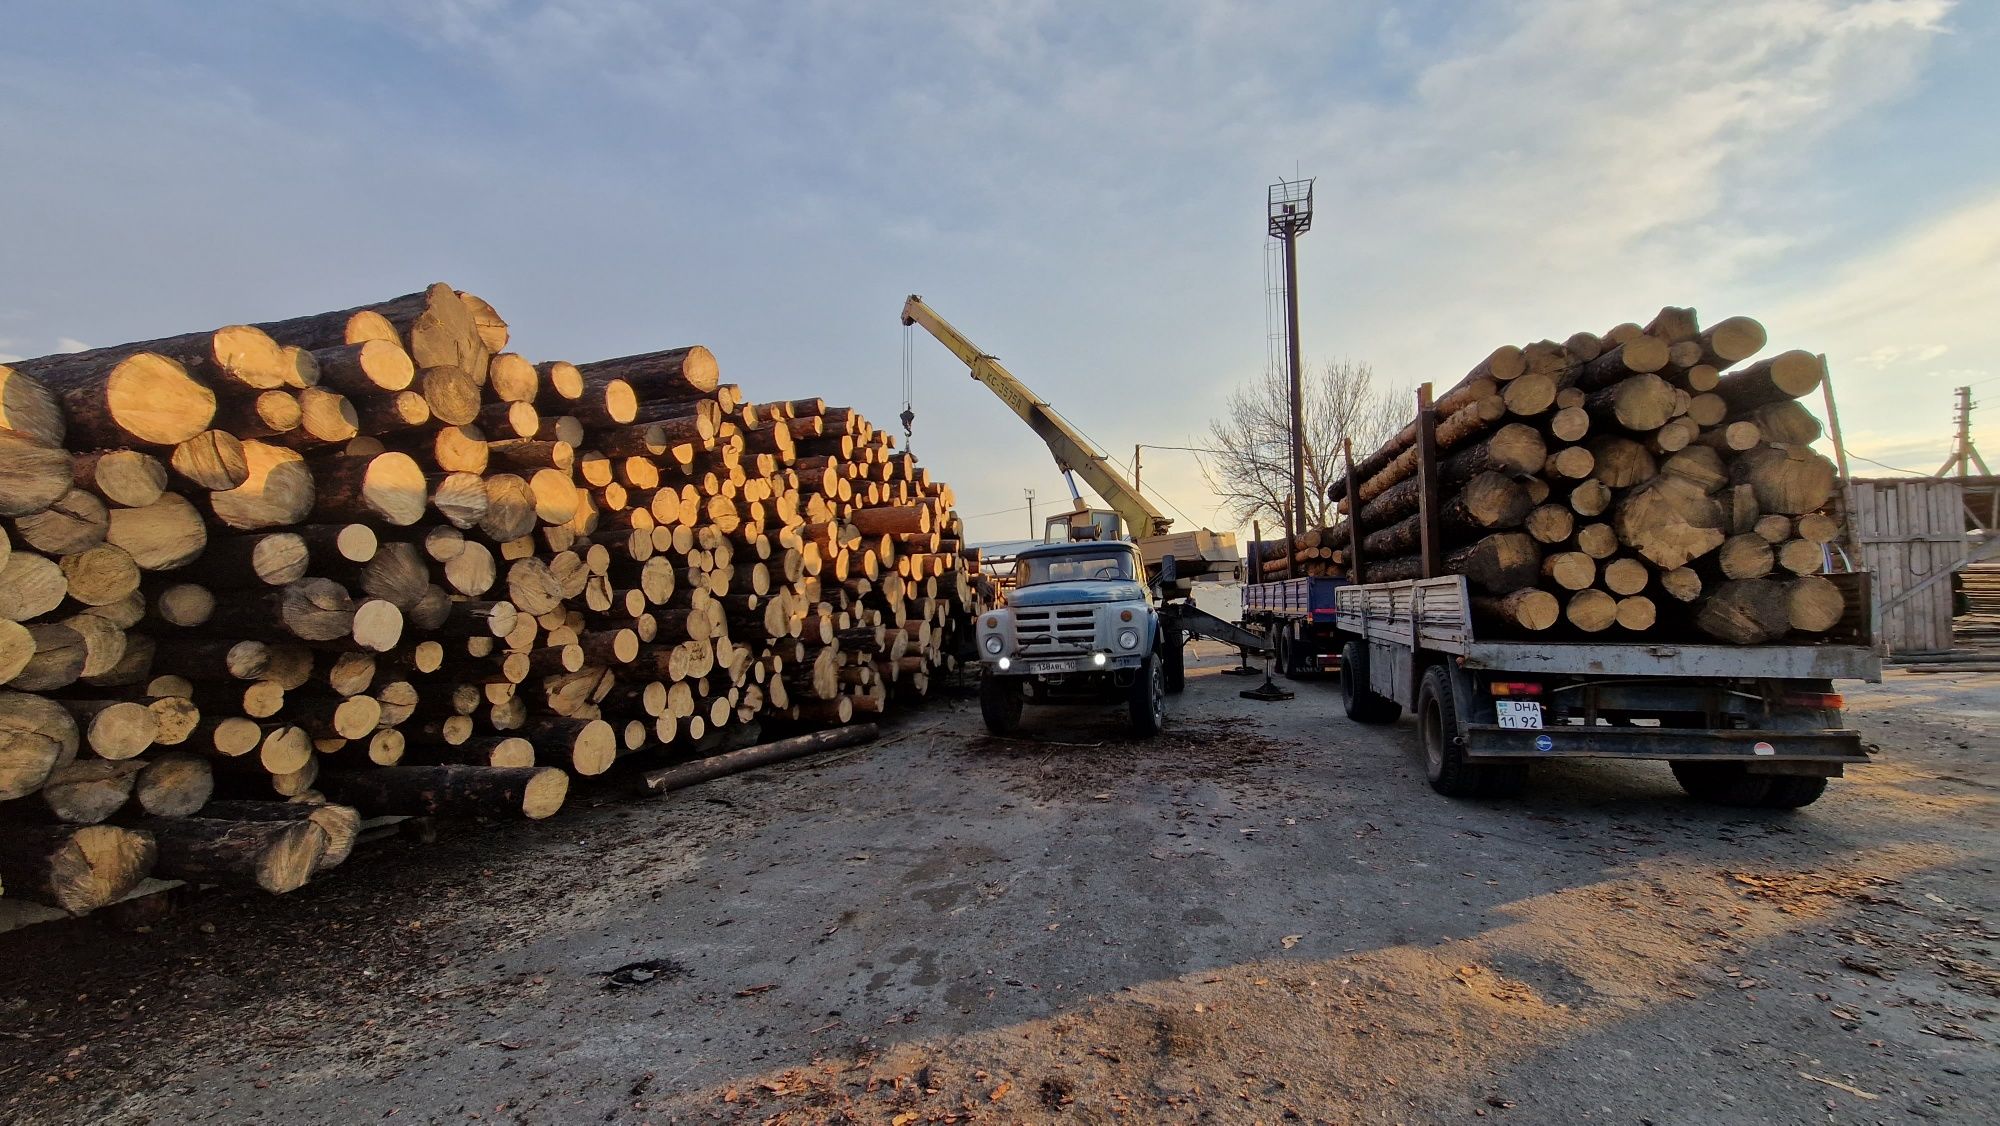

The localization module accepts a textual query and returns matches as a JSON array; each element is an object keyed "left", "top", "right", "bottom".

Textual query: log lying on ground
[
  {"left": 319, "top": 764, "right": 569, "bottom": 819},
  {"left": 640, "top": 722, "right": 880, "bottom": 794},
  {"left": 139, "top": 814, "right": 326, "bottom": 894},
  {"left": 0, "top": 822, "right": 156, "bottom": 914}
]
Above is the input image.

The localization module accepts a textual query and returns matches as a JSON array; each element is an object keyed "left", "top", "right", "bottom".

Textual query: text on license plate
[
  {"left": 1029, "top": 659, "right": 1078, "bottom": 674},
  {"left": 1495, "top": 700, "right": 1543, "bottom": 729}
]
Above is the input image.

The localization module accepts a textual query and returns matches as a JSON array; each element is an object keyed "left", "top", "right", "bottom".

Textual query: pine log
[
  {"left": 1695, "top": 578, "right": 1792, "bottom": 644},
  {"left": 579, "top": 346, "right": 720, "bottom": 404},
  {"left": 319, "top": 764, "right": 569, "bottom": 819},
  {"left": 101, "top": 491, "right": 207, "bottom": 570},
  {"left": 1614, "top": 477, "right": 1725, "bottom": 569},
  {"left": 139, "top": 815, "right": 326, "bottom": 894},
  {"left": 1543, "top": 445, "right": 1595, "bottom": 480},
  {"left": 1775, "top": 538, "right": 1824, "bottom": 575},
  {"left": 1575, "top": 336, "right": 1670, "bottom": 390},
  {"left": 206, "top": 441, "right": 316, "bottom": 530},
  {"left": 1711, "top": 533, "right": 1776, "bottom": 580},
  {"left": 1542, "top": 551, "right": 1596, "bottom": 591},
  {"left": 0, "top": 823, "right": 155, "bottom": 914},
  {"left": 0, "top": 690, "right": 79, "bottom": 800},
  {"left": 1440, "top": 424, "right": 1546, "bottom": 492},
  {"left": 6, "top": 351, "right": 216, "bottom": 447},
  {"left": 1794, "top": 512, "right": 1839, "bottom": 546},
  {"left": 1697, "top": 317, "right": 1768, "bottom": 371},
  {"left": 1786, "top": 574, "right": 1845, "bottom": 633},
  {"left": 256, "top": 284, "right": 486, "bottom": 377},
  {"left": 1730, "top": 446, "right": 1837, "bottom": 515},
  {"left": 14, "top": 488, "right": 108, "bottom": 555},
  {"left": 1613, "top": 595, "right": 1657, "bottom": 631},
  {"left": 1472, "top": 588, "right": 1559, "bottom": 630},
  {"left": 0, "top": 364, "right": 65, "bottom": 446},
  {"left": 41, "top": 758, "right": 143, "bottom": 822},
  {"left": 1660, "top": 446, "right": 1727, "bottom": 494},
  {"left": 71, "top": 449, "right": 167, "bottom": 509},
  {"left": 1549, "top": 406, "right": 1590, "bottom": 443},
  {"left": 132, "top": 752, "right": 214, "bottom": 816},
  {"left": 1565, "top": 589, "right": 1617, "bottom": 632},
  {"left": 1714, "top": 350, "right": 1823, "bottom": 413},
  {"left": 1657, "top": 567, "right": 1703, "bottom": 603},
  {"left": 0, "top": 434, "right": 76, "bottom": 517},
  {"left": 308, "top": 452, "right": 427, "bottom": 526},
  {"left": 1585, "top": 373, "right": 1676, "bottom": 432},
  {"left": 1601, "top": 557, "right": 1650, "bottom": 596}
]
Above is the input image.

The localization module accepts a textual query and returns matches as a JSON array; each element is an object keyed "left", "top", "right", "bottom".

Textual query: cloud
[{"left": 0, "top": 0, "right": 1981, "bottom": 544}]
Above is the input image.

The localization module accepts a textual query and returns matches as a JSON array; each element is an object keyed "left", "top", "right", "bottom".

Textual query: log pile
[
  {"left": 0, "top": 283, "right": 983, "bottom": 916},
  {"left": 1307, "top": 308, "right": 1853, "bottom": 644}
]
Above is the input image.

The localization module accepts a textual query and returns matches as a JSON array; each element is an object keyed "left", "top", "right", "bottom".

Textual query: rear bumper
[{"left": 1463, "top": 724, "right": 1868, "bottom": 763}]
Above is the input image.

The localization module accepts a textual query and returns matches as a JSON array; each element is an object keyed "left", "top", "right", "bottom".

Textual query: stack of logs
[
  {"left": 0, "top": 283, "right": 982, "bottom": 916},
  {"left": 1299, "top": 307, "right": 1851, "bottom": 643}
]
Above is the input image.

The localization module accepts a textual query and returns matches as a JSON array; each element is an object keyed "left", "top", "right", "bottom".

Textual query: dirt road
[{"left": 2, "top": 648, "right": 1995, "bottom": 1124}]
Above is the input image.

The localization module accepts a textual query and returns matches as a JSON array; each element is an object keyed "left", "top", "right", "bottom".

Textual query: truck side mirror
[{"left": 1159, "top": 554, "right": 1178, "bottom": 583}]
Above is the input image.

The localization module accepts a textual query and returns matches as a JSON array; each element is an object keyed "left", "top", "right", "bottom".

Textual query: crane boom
[{"left": 900, "top": 295, "right": 1172, "bottom": 539}]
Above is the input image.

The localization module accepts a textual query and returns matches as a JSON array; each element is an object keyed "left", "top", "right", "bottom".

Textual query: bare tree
[{"left": 1201, "top": 359, "right": 1404, "bottom": 533}]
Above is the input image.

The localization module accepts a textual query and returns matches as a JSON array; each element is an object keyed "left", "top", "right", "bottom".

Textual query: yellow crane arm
[{"left": 900, "top": 295, "right": 1173, "bottom": 538}]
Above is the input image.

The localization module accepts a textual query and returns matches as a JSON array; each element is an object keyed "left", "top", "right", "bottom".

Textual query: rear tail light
[
  {"left": 1782, "top": 691, "right": 1844, "bottom": 710},
  {"left": 1490, "top": 681, "right": 1542, "bottom": 697}
]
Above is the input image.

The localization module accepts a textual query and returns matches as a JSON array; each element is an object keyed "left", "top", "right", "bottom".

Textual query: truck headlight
[
  {"left": 1117, "top": 629, "right": 1139, "bottom": 650},
  {"left": 983, "top": 635, "right": 1004, "bottom": 655},
  {"left": 997, "top": 657, "right": 1010, "bottom": 670},
  {"left": 1093, "top": 652, "right": 1107, "bottom": 666}
]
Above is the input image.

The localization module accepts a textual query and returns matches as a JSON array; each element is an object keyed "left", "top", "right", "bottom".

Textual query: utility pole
[
  {"left": 1132, "top": 444, "right": 1142, "bottom": 493},
  {"left": 1268, "top": 177, "right": 1315, "bottom": 574},
  {"left": 1024, "top": 488, "right": 1036, "bottom": 539},
  {"left": 1935, "top": 385, "right": 1990, "bottom": 477}
]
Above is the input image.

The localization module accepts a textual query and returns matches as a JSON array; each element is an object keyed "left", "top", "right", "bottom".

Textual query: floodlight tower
[{"left": 1268, "top": 177, "right": 1315, "bottom": 558}]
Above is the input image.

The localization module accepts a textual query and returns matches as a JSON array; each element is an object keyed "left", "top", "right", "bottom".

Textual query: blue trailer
[{"left": 1241, "top": 575, "right": 1349, "bottom": 678}]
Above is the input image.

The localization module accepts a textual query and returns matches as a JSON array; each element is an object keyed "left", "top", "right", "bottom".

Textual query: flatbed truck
[
  {"left": 1241, "top": 575, "right": 1347, "bottom": 678},
  {"left": 1330, "top": 572, "right": 1880, "bottom": 807}
]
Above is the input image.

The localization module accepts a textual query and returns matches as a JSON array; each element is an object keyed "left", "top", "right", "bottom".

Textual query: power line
[
  {"left": 963, "top": 502, "right": 1033, "bottom": 520},
  {"left": 1848, "top": 453, "right": 1927, "bottom": 475}
]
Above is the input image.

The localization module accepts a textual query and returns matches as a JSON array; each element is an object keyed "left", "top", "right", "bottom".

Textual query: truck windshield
[{"left": 1018, "top": 552, "right": 1135, "bottom": 585}]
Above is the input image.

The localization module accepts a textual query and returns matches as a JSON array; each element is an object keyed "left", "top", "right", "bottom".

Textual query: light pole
[
  {"left": 1268, "top": 177, "right": 1314, "bottom": 575},
  {"left": 1024, "top": 488, "right": 1036, "bottom": 539}
]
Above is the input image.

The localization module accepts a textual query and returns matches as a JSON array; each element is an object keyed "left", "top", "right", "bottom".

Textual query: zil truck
[{"left": 901, "top": 296, "right": 1271, "bottom": 738}]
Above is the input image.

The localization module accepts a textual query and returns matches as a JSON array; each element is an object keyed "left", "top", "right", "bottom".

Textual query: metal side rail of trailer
[{"left": 1330, "top": 574, "right": 1883, "bottom": 806}]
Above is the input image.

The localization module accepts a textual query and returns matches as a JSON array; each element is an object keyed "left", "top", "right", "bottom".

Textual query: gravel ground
[{"left": 1, "top": 647, "right": 1994, "bottom": 1124}]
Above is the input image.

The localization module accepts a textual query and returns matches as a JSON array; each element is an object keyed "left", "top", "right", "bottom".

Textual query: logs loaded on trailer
[
  {"left": 1282, "top": 307, "right": 1857, "bottom": 644},
  {"left": 0, "top": 282, "right": 988, "bottom": 917}
]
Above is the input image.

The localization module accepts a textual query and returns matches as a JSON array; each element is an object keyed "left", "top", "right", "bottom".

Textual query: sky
[{"left": 2, "top": 0, "right": 1995, "bottom": 546}]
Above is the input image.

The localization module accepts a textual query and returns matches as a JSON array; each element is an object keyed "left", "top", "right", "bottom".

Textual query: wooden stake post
[
  {"left": 1412, "top": 384, "right": 1443, "bottom": 578},
  {"left": 1342, "top": 439, "right": 1365, "bottom": 581}
]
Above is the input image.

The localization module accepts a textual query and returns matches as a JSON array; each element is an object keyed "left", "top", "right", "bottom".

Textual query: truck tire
[
  {"left": 979, "top": 675, "right": 1023, "bottom": 735},
  {"left": 1127, "top": 657, "right": 1165, "bottom": 737},
  {"left": 1274, "top": 631, "right": 1293, "bottom": 678},
  {"left": 1758, "top": 774, "right": 1828, "bottom": 809},
  {"left": 1340, "top": 640, "right": 1402, "bottom": 725},
  {"left": 1419, "top": 664, "right": 1485, "bottom": 798},
  {"left": 1162, "top": 632, "right": 1186, "bottom": 695},
  {"left": 1669, "top": 761, "right": 1773, "bottom": 806}
]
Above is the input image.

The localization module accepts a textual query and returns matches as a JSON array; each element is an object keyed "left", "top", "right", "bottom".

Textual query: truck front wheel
[
  {"left": 1127, "top": 657, "right": 1165, "bottom": 737},
  {"left": 1339, "top": 640, "right": 1402, "bottom": 725},
  {"left": 980, "top": 675, "right": 1023, "bottom": 735}
]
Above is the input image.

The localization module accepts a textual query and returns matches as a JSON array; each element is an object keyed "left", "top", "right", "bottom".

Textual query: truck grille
[{"left": 1013, "top": 608, "right": 1096, "bottom": 651}]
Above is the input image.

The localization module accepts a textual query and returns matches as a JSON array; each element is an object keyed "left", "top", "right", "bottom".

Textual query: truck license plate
[
  {"left": 1495, "top": 701, "right": 1543, "bottom": 730},
  {"left": 1028, "top": 658, "right": 1078, "bottom": 674}
]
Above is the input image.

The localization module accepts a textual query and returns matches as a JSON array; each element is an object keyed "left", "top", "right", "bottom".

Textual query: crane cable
[{"left": 899, "top": 324, "right": 916, "bottom": 450}]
